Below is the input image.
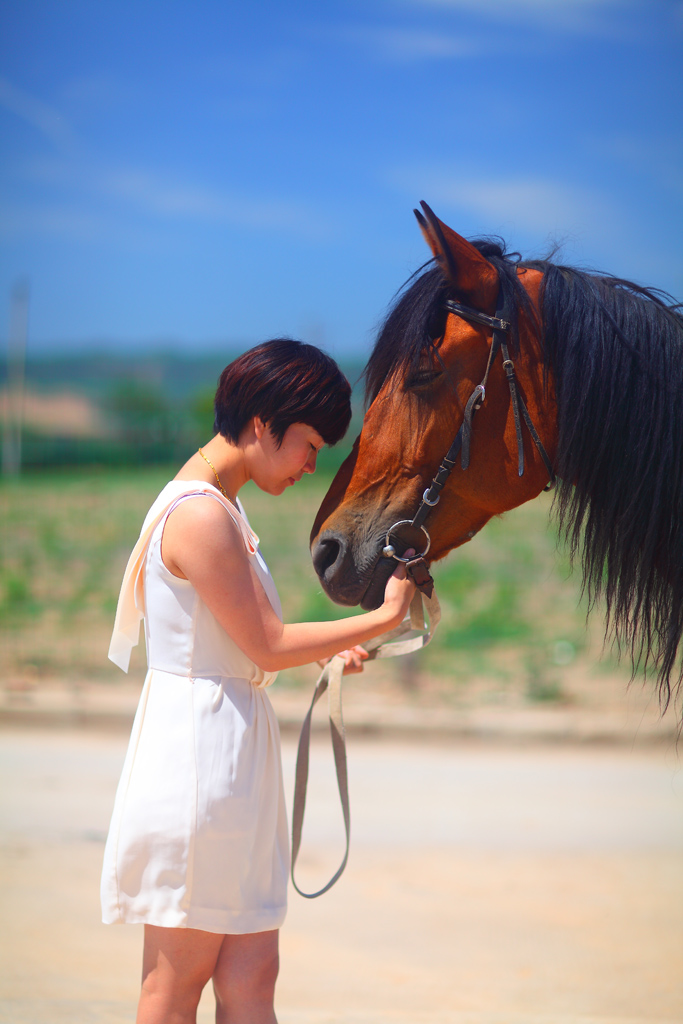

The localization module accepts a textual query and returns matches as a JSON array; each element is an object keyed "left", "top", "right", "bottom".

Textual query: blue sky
[{"left": 1, "top": 0, "right": 681, "bottom": 357}]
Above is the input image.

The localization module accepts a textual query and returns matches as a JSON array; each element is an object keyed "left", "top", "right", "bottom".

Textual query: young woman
[{"left": 101, "top": 339, "right": 415, "bottom": 1024}]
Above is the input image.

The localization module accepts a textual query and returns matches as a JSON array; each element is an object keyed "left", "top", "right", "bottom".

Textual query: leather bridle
[{"left": 382, "top": 286, "right": 556, "bottom": 595}]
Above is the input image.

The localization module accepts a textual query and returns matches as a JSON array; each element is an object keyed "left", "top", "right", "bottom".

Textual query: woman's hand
[
  {"left": 317, "top": 644, "right": 370, "bottom": 675},
  {"left": 380, "top": 549, "right": 417, "bottom": 626}
]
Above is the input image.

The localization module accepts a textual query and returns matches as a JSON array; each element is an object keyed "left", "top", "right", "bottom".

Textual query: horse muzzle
[
  {"left": 311, "top": 528, "right": 384, "bottom": 608},
  {"left": 311, "top": 516, "right": 430, "bottom": 610}
]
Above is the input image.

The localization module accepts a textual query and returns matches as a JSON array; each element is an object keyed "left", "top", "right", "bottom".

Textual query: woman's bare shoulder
[
  {"left": 162, "top": 493, "right": 249, "bottom": 579},
  {"left": 165, "top": 493, "right": 247, "bottom": 550},
  {"left": 166, "top": 492, "right": 242, "bottom": 530}
]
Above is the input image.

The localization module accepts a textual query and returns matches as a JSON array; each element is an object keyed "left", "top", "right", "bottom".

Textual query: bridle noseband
[{"left": 383, "top": 287, "right": 556, "bottom": 593}]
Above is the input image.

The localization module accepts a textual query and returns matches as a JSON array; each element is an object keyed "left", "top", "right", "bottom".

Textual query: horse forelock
[{"left": 363, "top": 263, "right": 445, "bottom": 407}]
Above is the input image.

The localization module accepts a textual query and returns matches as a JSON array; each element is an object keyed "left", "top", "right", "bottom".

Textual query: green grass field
[{"left": 0, "top": 460, "right": 631, "bottom": 704}]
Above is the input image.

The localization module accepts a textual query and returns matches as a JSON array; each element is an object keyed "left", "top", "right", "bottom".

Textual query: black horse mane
[{"left": 365, "top": 239, "right": 683, "bottom": 711}]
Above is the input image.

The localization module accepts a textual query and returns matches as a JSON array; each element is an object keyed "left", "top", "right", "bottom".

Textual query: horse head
[{"left": 311, "top": 203, "right": 558, "bottom": 610}]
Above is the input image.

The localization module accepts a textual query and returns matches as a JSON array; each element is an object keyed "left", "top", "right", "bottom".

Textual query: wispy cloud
[
  {"left": 0, "top": 200, "right": 158, "bottom": 248},
  {"left": 408, "top": 0, "right": 622, "bottom": 9},
  {"left": 333, "top": 25, "right": 489, "bottom": 61},
  {"left": 592, "top": 132, "right": 683, "bottom": 200},
  {"left": 327, "top": 0, "right": 641, "bottom": 67},
  {"left": 97, "top": 167, "right": 317, "bottom": 231},
  {"left": 400, "top": 0, "right": 636, "bottom": 32},
  {"left": 61, "top": 73, "right": 139, "bottom": 109},
  {"left": 2, "top": 77, "right": 323, "bottom": 237},
  {"left": 10, "top": 155, "right": 332, "bottom": 244},
  {"left": 387, "top": 165, "right": 621, "bottom": 256},
  {"left": 0, "top": 77, "right": 75, "bottom": 149}
]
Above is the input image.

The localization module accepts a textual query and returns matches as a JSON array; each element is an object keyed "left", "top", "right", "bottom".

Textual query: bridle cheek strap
[{"left": 406, "top": 288, "right": 555, "bottom": 542}]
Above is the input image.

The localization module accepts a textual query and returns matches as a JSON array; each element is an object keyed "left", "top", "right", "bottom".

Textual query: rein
[
  {"left": 291, "top": 285, "right": 554, "bottom": 898},
  {"left": 291, "top": 588, "right": 440, "bottom": 898}
]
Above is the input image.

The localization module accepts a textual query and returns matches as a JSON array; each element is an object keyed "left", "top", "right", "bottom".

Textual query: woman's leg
[
  {"left": 212, "top": 929, "right": 279, "bottom": 1024},
  {"left": 137, "top": 925, "right": 224, "bottom": 1024}
]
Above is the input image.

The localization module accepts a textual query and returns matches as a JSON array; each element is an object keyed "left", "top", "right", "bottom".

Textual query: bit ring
[{"left": 383, "top": 520, "right": 431, "bottom": 562}]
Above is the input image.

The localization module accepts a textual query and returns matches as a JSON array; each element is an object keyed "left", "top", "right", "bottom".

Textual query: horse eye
[{"left": 405, "top": 369, "right": 442, "bottom": 390}]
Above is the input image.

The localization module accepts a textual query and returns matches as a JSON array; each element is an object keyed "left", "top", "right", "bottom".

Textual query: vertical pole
[{"left": 2, "top": 278, "right": 29, "bottom": 477}]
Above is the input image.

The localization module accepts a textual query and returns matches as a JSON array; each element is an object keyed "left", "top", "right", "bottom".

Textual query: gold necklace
[{"left": 198, "top": 447, "right": 229, "bottom": 499}]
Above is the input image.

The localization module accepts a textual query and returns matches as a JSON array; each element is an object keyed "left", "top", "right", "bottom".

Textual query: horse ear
[{"left": 415, "top": 201, "right": 498, "bottom": 305}]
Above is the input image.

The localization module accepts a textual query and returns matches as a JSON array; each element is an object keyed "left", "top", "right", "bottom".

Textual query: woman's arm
[{"left": 161, "top": 496, "right": 415, "bottom": 672}]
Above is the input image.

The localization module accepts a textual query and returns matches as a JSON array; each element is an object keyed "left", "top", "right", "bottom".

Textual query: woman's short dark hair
[{"left": 214, "top": 338, "right": 352, "bottom": 447}]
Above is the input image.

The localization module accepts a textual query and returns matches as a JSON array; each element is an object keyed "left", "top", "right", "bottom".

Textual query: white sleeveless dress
[{"left": 100, "top": 482, "right": 289, "bottom": 934}]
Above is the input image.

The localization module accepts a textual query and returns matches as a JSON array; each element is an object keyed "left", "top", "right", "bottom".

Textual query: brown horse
[{"left": 311, "top": 202, "right": 683, "bottom": 711}]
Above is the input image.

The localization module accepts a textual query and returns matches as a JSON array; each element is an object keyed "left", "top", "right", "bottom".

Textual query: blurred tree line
[
  {"left": 7, "top": 380, "right": 217, "bottom": 468},
  {"left": 1, "top": 352, "right": 364, "bottom": 470}
]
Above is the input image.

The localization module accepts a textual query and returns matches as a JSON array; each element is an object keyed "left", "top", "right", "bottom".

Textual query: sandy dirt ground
[{"left": 0, "top": 727, "right": 682, "bottom": 1024}]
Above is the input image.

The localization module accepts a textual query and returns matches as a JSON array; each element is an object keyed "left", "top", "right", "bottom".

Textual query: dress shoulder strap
[
  {"left": 108, "top": 481, "right": 258, "bottom": 673},
  {"left": 162, "top": 489, "right": 259, "bottom": 555}
]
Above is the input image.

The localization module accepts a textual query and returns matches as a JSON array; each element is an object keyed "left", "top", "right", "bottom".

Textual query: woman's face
[{"left": 254, "top": 420, "right": 325, "bottom": 495}]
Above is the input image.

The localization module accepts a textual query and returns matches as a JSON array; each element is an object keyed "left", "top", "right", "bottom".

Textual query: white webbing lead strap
[{"left": 290, "top": 588, "right": 440, "bottom": 898}]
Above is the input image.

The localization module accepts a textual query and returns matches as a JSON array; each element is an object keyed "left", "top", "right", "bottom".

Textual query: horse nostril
[{"left": 312, "top": 535, "right": 343, "bottom": 580}]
